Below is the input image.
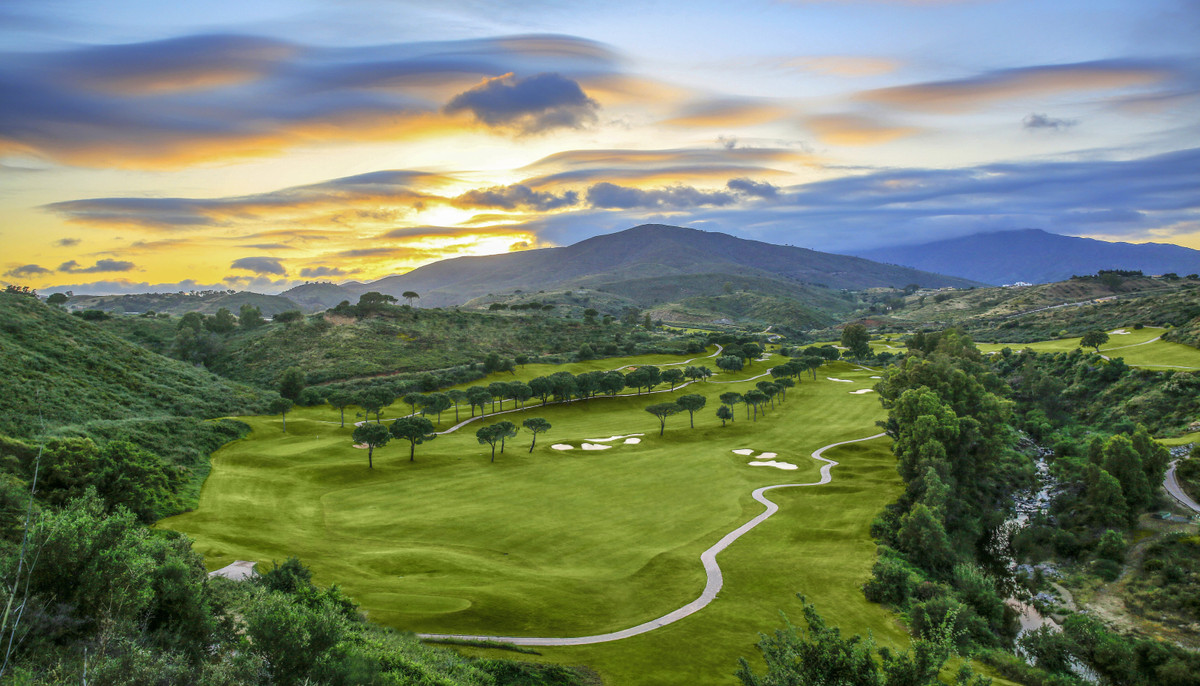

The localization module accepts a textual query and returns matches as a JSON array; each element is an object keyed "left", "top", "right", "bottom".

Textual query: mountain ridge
[
  {"left": 850, "top": 228, "right": 1200, "bottom": 285},
  {"left": 347, "top": 224, "right": 983, "bottom": 306}
]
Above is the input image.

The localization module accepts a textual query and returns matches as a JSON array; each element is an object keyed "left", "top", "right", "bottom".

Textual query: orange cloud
[
  {"left": 805, "top": 114, "right": 920, "bottom": 145},
  {"left": 856, "top": 61, "right": 1170, "bottom": 113},
  {"left": 778, "top": 56, "right": 899, "bottom": 78}
]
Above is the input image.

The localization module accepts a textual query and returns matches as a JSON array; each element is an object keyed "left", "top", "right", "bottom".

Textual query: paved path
[
  {"left": 417, "top": 432, "right": 888, "bottom": 646},
  {"left": 1164, "top": 460, "right": 1200, "bottom": 514}
]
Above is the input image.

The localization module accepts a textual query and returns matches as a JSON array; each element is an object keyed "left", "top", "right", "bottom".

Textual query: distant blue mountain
[{"left": 849, "top": 229, "right": 1200, "bottom": 285}]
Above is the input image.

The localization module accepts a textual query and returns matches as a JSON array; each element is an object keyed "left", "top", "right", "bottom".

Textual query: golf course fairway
[{"left": 161, "top": 356, "right": 912, "bottom": 684}]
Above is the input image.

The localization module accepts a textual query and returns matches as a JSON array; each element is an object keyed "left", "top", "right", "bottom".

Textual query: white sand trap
[
  {"left": 748, "top": 460, "right": 798, "bottom": 470},
  {"left": 208, "top": 560, "right": 257, "bottom": 580},
  {"left": 1110, "top": 329, "right": 1130, "bottom": 335},
  {"left": 732, "top": 448, "right": 755, "bottom": 455},
  {"left": 551, "top": 444, "right": 574, "bottom": 451},
  {"left": 757, "top": 452, "right": 777, "bottom": 459},
  {"left": 850, "top": 389, "right": 874, "bottom": 395},
  {"left": 870, "top": 376, "right": 882, "bottom": 379},
  {"left": 624, "top": 437, "right": 641, "bottom": 444},
  {"left": 352, "top": 443, "right": 370, "bottom": 449},
  {"left": 581, "top": 443, "right": 613, "bottom": 451},
  {"left": 585, "top": 433, "right": 645, "bottom": 443},
  {"left": 827, "top": 377, "right": 854, "bottom": 383}
]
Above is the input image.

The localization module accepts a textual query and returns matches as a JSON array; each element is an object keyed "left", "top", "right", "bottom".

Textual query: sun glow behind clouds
[{"left": 2, "top": 1, "right": 1198, "bottom": 293}]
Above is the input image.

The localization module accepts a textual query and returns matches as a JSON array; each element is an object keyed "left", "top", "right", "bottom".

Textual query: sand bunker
[
  {"left": 208, "top": 560, "right": 258, "bottom": 581},
  {"left": 850, "top": 389, "right": 874, "bottom": 395},
  {"left": 585, "top": 433, "right": 645, "bottom": 443},
  {"left": 581, "top": 443, "right": 613, "bottom": 451},
  {"left": 757, "top": 452, "right": 778, "bottom": 459},
  {"left": 827, "top": 377, "right": 854, "bottom": 383},
  {"left": 624, "top": 437, "right": 641, "bottom": 444},
  {"left": 748, "top": 460, "right": 798, "bottom": 470},
  {"left": 732, "top": 449, "right": 755, "bottom": 455},
  {"left": 1110, "top": 329, "right": 1130, "bottom": 335},
  {"left": 870, "top": 376, "right": 882, "bottom": 379},
  {"left": 352, "top": 443, "right": 370, "bottom": 449},
  {"left": 551, "top": 444, "right": 574, "bottom": 451}
]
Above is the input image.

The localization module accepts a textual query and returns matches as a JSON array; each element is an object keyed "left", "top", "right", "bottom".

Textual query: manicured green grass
[
  {"left": 1158, "top": 431, "right": 1200, "bottom": 446},
  {"left": 971, "top": 326, "right": 1200, "bottom": 369},
  {"left": 161, "top": 357, "right": 901, "bottom": 684}
]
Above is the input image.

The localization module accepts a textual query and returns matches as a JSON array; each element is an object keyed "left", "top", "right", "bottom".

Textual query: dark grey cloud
[
  {"left": 452, "top": 183, "right": 578, "bottom": 210},
  {"left": 726, "top": 177, "right": 779, "bottom": 198},
  {"left": 445, "top": 72, "right": 598, "bottom": 133},
  {"left": 58, "top": 259, "right": 136, "bottom": 273},
  {"left": 586, "top": 182, "right": 737, "bottom": 209},
  {"left": 485, "top": 147, "right": 1200, "bottom": 252},
  {"left": 55, "top": 237, "right": 81, "bottom": 247},
  {"left": 231, "top": 256, "right": 287, "bottom": 275},
  {"left": 3, "top": 264, "right": 51, "bottom": 278},
  {"left": 1, "top": 34, "right": 619, "bottom": 166},
  {"left": 1023, "top": 113, "right": 1077, "bottom": 130},
  {"left": 300, "top": 266, "right": 350, "bottom": 278}
]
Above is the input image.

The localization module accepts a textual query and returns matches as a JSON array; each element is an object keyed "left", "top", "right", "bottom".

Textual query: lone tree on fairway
[
  {"left": 717, "top": 355, "right": 744, "bottom": 373},
  {"left": 495, "top": 420, "right": 519, "bottom": 453},
  {"left": 744, "top": 389, "right": 768, "bottom": 421},
  {"left": 267, "top": 395, "right": 293, "bottom": 432},
  {"left": 476, "top": 422, "right": 516, "bottom": 462},
  {"left": 717, "top": 405, "right": 734, "bottom": 426},
  {"left": 719, "top": 392, "right": 742, "bottom": 422},
  {"left": 446, "top": 389, "right": 468, "bottom": 422},
  {"left": 1081, "top": 330, "right": 1109, "bottom": 353},
  {"left": 646, "top": 402, "right": 681, "bottom": 436},
  {"left": 775, "top": 377, "right": 795, "bottom": 401},
  {"left": 423, "top": 393, "right": 452, "bottom": 425},
  {"left": 466, "top": 386, "right": 491, "bottom": 416},
  {"left": 402, "top": 392, "right": 426, "bottom": 417},
  {"left": 675, "top": 394, "right": 707, "bottom": 428},
  {"left": 662, "top": 368, "right": 685, "bottom": 390},
  {"left": 278, "top": 366, "right": 306, "bottom": 402},
  {"left": 358, "top": 386, "right": 394, "bottom": 423},
  {"left": 841, "top": 323, "right": 872, "bottom": 359},
  {"left": 390, "top": 416, "right": 437, "bottom": 462},
  {"left": 326, "top": 390, "right": 354, "bottom": 427},
  {"left": 523, "top": 418, "right": 551, "bottom": 452},
  {"left": 352, "top": 423, "right": 390, "bottom": 469},
  {"left": 402, "top": 290, "right": 419, "bottom": 306}
]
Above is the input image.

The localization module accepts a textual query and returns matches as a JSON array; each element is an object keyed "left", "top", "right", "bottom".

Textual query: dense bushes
[{"left": 0, "top": 493, "right": 597, "bottom": 685}]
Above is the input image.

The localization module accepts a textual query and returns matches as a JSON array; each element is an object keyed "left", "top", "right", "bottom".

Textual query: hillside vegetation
[
  {"left": 62, "top": 289, "right": 301, "bottom": 316},
  {"left": 0, "top": 292, "right": 265, "bottom": 439},
  {"left": 882, "top": 274, "right": 1200, "bottom": 342}
]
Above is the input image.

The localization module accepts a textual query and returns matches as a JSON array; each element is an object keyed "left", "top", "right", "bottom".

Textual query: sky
[{"left": 2, "top": 0, "right": 1198, "bottom": 295}]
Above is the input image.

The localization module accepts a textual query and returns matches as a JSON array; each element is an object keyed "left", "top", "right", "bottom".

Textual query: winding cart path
[{"left": 417, "top": 431, "right": 888, "bottom": 646}]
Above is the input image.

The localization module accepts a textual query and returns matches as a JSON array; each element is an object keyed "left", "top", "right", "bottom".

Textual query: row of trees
[{"left": 349, "top": 416, "right": 554, "bottom": 467}]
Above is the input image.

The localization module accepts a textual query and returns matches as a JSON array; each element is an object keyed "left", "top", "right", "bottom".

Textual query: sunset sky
[{"left": 2, "top": 0, "right": 1198, "bottom": 294}]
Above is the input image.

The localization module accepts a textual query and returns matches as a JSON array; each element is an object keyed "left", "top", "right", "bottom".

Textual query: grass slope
[
  {"left": 970, "top": 326, "right": 1200, "bottom": 370},
  {"left": 0, "top": 293, "right": 264, "bottom": 439},
  {"left": 161, "top": 357, "right": 904, "bottom": 685}
]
